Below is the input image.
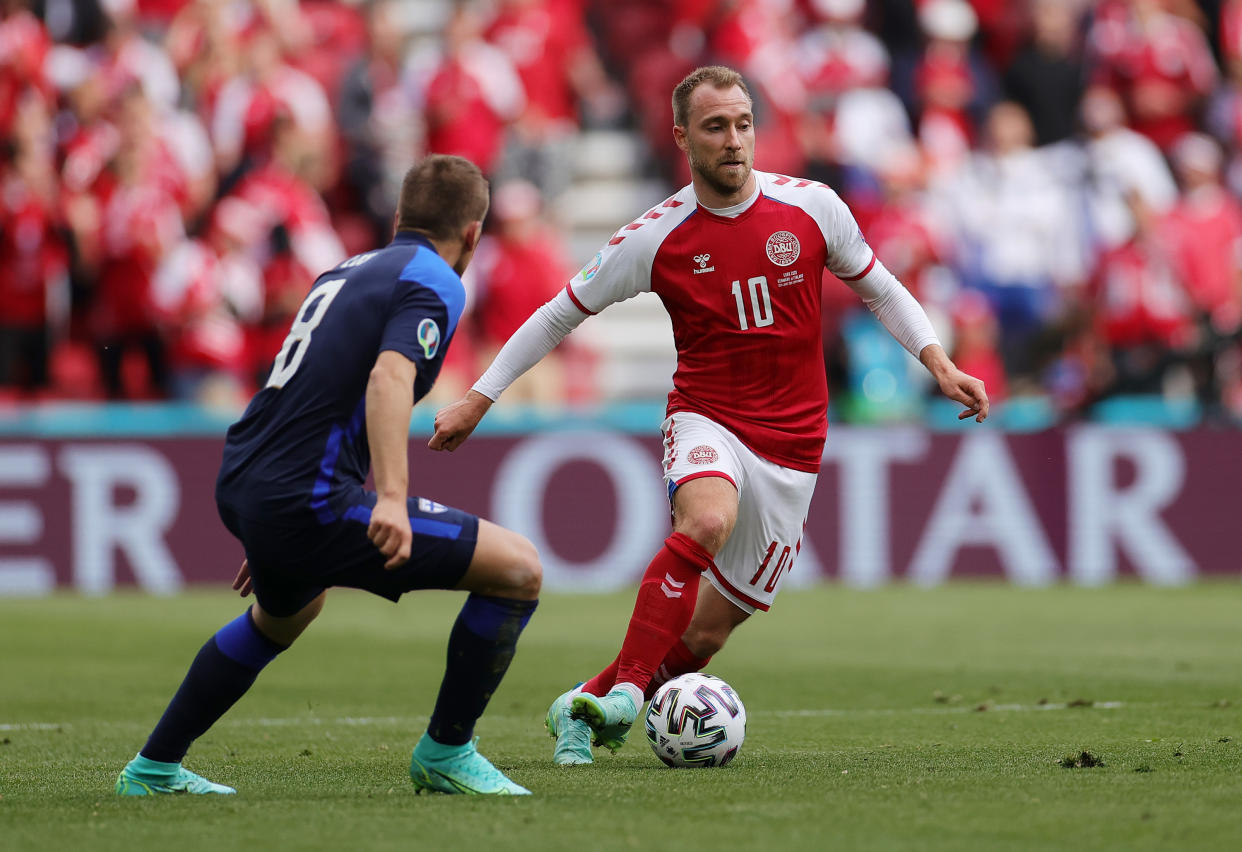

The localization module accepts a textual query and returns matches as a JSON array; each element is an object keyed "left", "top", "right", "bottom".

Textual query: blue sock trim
[
  {"left": 214, "top": 610, "right": 285, "bottom": 670},
  {"left": 458, "top": 595, "right": 537, "bottom": 640}
]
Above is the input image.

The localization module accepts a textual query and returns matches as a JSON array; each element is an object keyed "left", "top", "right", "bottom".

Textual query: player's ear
[
  {"left": 673, "top": 124, "right": 688, "bottom": 153},
  {"left": 463, "top": 220, "right": 484, "bottom": 253}
]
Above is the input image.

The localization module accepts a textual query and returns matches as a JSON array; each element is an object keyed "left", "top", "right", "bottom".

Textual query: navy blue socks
[
  {"left": 427, "top": 594, "right": 537, "bottom": 746},
  {"left": 140, "top": 609, "right": 286, "bottom": 763}
]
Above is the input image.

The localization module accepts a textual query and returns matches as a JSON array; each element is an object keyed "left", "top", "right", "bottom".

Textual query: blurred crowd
[{"left": 2, "top": 0, "right": 1242, "bottom": 423}]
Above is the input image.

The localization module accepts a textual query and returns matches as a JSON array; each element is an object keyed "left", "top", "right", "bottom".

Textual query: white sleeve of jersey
[
  {"left": 565, "top": 210, "right": 672, "bottom": 313},
  {"left": 843, "top": 258, "right": 942, "bottom": 359},
  {"left": 807, "top": 182, "right": 876, "bottom": 280},
  {"left": 471, "top": 289, "right": 587, "bottom": 401}
]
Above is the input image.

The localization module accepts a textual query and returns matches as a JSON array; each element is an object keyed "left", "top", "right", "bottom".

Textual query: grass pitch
[{"left": 2, "top": 583, "right": 1240, "bottom": 851}]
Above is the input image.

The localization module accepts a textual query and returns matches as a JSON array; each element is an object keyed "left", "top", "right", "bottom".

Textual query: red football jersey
[{"left": 565, "top": 171, "right": 874, "bottom": 472}]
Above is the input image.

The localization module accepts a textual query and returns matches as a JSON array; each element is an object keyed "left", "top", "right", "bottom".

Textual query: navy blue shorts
[{"left": 217, "top": 488, "right": 479, "bottom": 617}]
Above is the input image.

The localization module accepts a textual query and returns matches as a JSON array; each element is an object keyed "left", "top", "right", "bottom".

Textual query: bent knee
[
  {"left": 676, "top": 511, "right": 734, "bottom": 555},
  {"left": 681, "top": 624, "right": 729, "bottom": 658},
  {"left": 500, "top": 534, "right": 542, "bottom": 599}
]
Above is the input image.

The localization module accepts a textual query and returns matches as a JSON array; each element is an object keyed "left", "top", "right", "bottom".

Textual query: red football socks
[
  {"left": 583, "top": 638, "right": 714, "bottom": 700},
  {"left": 582, "top": 532, "right": 714, "bottom": 697},
  {"left": 648, "top": 638, "right": 712, "bottom": 699}
]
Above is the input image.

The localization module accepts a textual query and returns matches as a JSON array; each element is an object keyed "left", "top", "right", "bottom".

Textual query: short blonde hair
[{"left": 672, "top": 66, "right": 752, "bottom": 127}]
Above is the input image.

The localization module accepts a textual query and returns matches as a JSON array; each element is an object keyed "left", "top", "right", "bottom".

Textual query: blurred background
[
  {"left": 4, "top": 0, "right": 1242, "bottom": 422},
  {"left": 0, "top": 0, "right": 1238, "bottom": 595}
]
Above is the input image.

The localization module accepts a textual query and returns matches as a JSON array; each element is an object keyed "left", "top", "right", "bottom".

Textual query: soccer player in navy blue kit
[{"left": 115, "top": 155, "right": 540, "bottom": 797}]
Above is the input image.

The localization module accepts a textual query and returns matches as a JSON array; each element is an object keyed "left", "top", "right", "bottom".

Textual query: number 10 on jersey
[{"left": 731, "top": 276, "right": 773, "bottom": 331}]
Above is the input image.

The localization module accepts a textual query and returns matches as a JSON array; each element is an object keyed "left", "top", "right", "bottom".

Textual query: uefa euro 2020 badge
[{"left": 417, "top": 318, "right": 441, "bottom": 359}]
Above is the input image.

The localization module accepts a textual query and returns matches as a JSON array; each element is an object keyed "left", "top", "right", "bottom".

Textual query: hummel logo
[
  {"left": 660, "top": 573, "right": 687, "bottom": 598},
  {"left": 692, "top": 253, "right": 715, "bottom": 275}
]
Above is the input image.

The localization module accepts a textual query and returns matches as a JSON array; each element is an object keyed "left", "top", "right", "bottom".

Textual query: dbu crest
[{"left": 765, "top": 231, "right": 800, "bottom": 267}]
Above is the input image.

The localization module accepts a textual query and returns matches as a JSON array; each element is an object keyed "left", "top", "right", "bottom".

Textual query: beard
[{"left": 688, "top": 145, "right": 752, "bottom": 198}]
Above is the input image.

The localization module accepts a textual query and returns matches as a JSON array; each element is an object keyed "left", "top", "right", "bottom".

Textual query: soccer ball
[{"left": 644, "top": 672, "right": 746, "bottom": 767}]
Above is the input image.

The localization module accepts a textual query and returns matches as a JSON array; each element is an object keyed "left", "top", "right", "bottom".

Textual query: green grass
[{"left": 2, "top": 584, "right": 1241, "bottom": 851}]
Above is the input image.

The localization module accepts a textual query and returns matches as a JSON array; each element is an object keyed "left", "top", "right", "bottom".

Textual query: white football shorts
[{"left": 660, "top": 412, "right": 818, "bottom": 614}]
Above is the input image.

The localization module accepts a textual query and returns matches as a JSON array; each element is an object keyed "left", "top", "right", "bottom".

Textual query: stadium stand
[{"left": 1, "top": 0, "right": 1241, "bottom": 424}]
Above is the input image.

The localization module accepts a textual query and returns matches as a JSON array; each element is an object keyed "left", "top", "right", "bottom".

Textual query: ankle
[
  {"left": 131, "top": 753, "right": 180, "bottom": 776},
  {"left": 610, "top": 682, "right": 644, "bottom": 710}
]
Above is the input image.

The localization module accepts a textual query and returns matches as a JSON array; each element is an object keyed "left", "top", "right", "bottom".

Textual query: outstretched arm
[
  {"left": 366, "top": 350, "right": 417, "bottom": 568},
  {"left": 429, "top": 289, "right": 588, "bottom": 451},
  {"left": 839, "top": 258, "right": 988, "bottom": 423}
]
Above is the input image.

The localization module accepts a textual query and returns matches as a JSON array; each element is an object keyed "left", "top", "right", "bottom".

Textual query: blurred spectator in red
[
  {"left": 151, "top": 231, "right": 257, "bottom": 406},
  {"left": 0, "top": 89, "right": 67, "bottom": 395},
  {"left": 100, "top": 0, "right": 181, "bottom": 114},
  {"left": 863, "top": 143, "right": 952, "bottom": 308},
  {"left": 0, "top": 0, "right": 54, "bottom": 137},
  {"left": 285, "top": 0, "right": 368, "bottom": 103},
  {"left": 485, "top": 0, "right": 624, "bottom": 201},
  {"left": 1160, "top": 133, "right": 1242, "bottom": 406},
  {"left": 468, "top": 179, "right": 572, "bottom": 403},
  {"left": 339, "top": 0, "right": 419, "bottom": 246},
  {"left": 797, "top": 0, "right": 911, "bottom": 198},
  {"left": 1162, "top": 133, "right": 1242, "bottom": 330},
  {"left": 226, "top": 114, "right": 345, "bottom": 282},
  {"left": 1090, "top": 191, "right": 1193, "bottom": 395},
  {"left": 911, "top": 0, "right": 999, "bottom": 173},
  {"left": 164, "top": 0, "right": 244, "bottom": 113},
  {"left": 422, "top": 3, "right": 525, "bottom": 178},
  {"left": 88, "top": 86, "right": 187, "bottom": 398},
  {"left": 1078, "top": 84, "right": 1178, "bottom": 251},
  {"left": 799, "top": 0, "right": 891, "bottom": 117},
  {"left": 209, "top": 16, "right": 334, "bottom": 188},
  {"left": 1090, "top": 0, "right": 1218, "bottom": 152},
  {"left": 1004, "top": 0, "right": 1087, "bottom": 147}
]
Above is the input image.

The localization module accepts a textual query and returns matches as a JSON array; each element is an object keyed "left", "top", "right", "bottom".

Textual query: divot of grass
[
  {"left": 1066, "top": 699, "right": 1094, "bottom": 708},
  {"left": 1058, "top": 750, "right": 1105, "bottom": 768}
]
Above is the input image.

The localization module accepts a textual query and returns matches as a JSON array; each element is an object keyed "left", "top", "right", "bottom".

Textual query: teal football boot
[
  {"left": 115, "top": 754, "right": 236, "bottom": 796},
  {"left": 409, "top": 734, "right": 531, "bottom": 795},
  {"left": 545, "top": 685, "right": 593, "bottom": 765},
  {"left": 570, "top": 688, "right": 638, "bottom": 754}
]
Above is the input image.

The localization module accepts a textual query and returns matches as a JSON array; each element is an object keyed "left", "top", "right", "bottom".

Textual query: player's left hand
[
  {"left": 938, "top": 368, "right": 990, "bottom": 423},
  {"left": 232, "top": 559, "right": 253, "bottom": 597},
  {"left": 368, "top": 496, "right": 412, "bottom": 569}
]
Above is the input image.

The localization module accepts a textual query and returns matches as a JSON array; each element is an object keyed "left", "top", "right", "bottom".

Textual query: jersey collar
[
  {"left": 698, "top": 181, "right": 761, "bottom": 219},
  {"left": 391, "top": 230, "right": 439, "bottom": 253}
]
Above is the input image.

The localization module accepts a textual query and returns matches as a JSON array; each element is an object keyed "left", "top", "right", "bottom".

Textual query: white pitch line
[
  {"left": 0, "top": 702, "right": 1126, "bottom": 733},
  {"left": 768, "top": 701, "right": 1124, "bottom": 718},
  {"left": 0, "top": 722, "right": 63, "bottom": 731}
]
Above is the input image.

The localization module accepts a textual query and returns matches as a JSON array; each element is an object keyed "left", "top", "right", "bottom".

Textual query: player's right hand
[
  {"left": 429, "top": 389, "right": 493, "bottom": 452},
  {"left": 368, "top": 497, "right": 412, "bottom": 569}
]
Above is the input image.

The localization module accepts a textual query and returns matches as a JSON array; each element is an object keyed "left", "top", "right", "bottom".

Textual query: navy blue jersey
[{"left": 217, "top": 232, "right": 463, "bottom": 523}]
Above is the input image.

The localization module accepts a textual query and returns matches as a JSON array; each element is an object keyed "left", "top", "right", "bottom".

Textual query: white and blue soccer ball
[{"left": 644, "top": 672, "right": 746, "bottom": 768}]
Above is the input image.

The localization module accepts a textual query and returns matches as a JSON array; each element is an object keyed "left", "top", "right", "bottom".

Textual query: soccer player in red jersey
[{"left": 431, "top": 66, "right": 989, "bottom": 764}]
